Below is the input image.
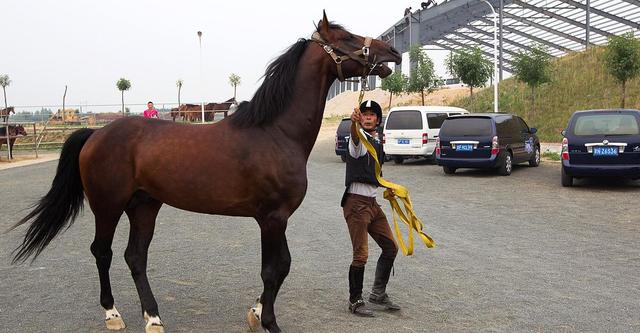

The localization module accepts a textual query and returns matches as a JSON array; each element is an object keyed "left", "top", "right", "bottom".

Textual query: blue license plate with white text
[
  {"left": 398, "top": 139, "right": 410, "bottom": 144},
  {"left": 593, "top": 146, "right": 618, "bottom": 156},
  {"left": 456, "top": 144, "right": 473, "bottom": 151}
]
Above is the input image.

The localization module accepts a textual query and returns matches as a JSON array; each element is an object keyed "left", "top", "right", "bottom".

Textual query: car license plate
[
  {"left": 456, "top": 144, "right": 473, "bottom": 151},
  {"left": 398, "top": 139, "right": 410, "bottom": 144},
  {"left": 593, "top": 146, "right": 618, "bottom": 156}
]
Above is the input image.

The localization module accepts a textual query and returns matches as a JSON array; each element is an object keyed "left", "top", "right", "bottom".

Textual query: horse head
[
  {"left": 313, "top": 11, "right": 402, "bottom": 81},
  {"left": 13, "top": 125, "right": 27, "bottom": 136}
]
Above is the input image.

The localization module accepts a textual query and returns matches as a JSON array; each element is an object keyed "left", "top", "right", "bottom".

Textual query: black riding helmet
[{"left": 359, "top": 100, "right": 383, "bottom": 125}]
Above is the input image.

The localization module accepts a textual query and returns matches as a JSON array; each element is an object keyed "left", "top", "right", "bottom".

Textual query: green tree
[
  {"left": 116, "top": 78, "right": 131, "bottom": 116},
  {"left": 176, "top": 79, "right": 183, "bottom": 107},
  {"left": 604, "top": 32, "right": 640, "bottom": 108},
  {"left": 513, "top": 45, "right": 553, "bottom": 116},
  {"left": 0, "top": 74, "right": 10, "bottom": 109},
  {"left": 446, "top": 47, "right": 492, "bottom": 97},
  {"left": 229, "top": 73, "right": 241, "bottom": 100},
  {"left": 407, "top": 45, "right": 441, "bottom": 105},
  {"left": 381, "top": 70, "right": 408, "bottom": 109}
]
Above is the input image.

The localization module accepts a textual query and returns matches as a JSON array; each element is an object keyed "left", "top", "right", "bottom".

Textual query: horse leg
[
  {"left": 90, "top": 211, "right": 126, "bottom": 330},
  {"left": 124, "top": 193, "right": 164, "bottom": 333},
  {"left": 9, "top": 138, "right": 15, "bottom": 159},
  {"left": 250, "top": 216, "right": 291, "bottom": 333}
]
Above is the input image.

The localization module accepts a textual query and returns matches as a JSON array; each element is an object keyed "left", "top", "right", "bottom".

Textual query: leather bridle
[{"left": 310, "top": 31, "right": 380, "bottom": 85}]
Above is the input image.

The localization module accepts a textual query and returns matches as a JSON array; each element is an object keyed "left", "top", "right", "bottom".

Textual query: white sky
[{"left": 2, "top": 0, "right": 438, "bottom": 112}]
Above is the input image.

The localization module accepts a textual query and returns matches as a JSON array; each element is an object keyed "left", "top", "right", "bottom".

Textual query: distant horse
[
  {"left": 0, "top": 124, "right": 27, "bottom": 159},
  {"left": 178, "top": 103, "right": 203, "bottom": 122},
  {"left": 1, "top": 106, "right": 15, "bottom": 121},
  {"left": 169, "top": 107, "right": 180, "bottom": 122},
  {"left": 12, "top": 12, "right": 400, "bottom": 333}
]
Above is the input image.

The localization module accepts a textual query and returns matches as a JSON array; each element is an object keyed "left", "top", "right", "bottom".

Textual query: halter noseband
[{"left": 310, "top": 31, "right": 378, "bottom": 84}]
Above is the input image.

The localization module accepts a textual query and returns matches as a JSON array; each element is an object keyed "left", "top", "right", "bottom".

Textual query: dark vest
[{"left": 345, "top": 131, "right": 384, "bottom": 187}]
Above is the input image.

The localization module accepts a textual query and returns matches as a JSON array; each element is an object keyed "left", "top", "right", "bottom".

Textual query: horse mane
[
  {"left": 229, "top": 23, "right": 347, "bottom": 128},
  {"left": 230, "top": 39, "right": 310, "bottom": 128}
]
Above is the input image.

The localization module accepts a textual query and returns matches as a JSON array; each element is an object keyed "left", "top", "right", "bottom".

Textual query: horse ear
[{"left": 319, "top": 10, "right": 330, "bottom": 35}]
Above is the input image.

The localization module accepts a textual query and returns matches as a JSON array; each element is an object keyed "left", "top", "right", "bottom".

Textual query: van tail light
[
  {"left": 435, "top": 137, "right": 441, "bottom": 157},
  {"left": 561, "top": 137, "right": 569, "bottom": 160},
  {"left": 335, "top": 135, "right": 338, "bottom": 149},
  {"left": 422, "top": 133, "right": 428, "bottom": 145},
  {"left": 382, "top": 133, "right": 386, "bottom": 145},
  {"left": 491, "top": 136, "right": 499, "bottom": 155}
]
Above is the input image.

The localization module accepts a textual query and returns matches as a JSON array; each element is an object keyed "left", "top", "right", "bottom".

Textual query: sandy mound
[{"left": 323, "top": 86, "right": 472, "bottom": 118}]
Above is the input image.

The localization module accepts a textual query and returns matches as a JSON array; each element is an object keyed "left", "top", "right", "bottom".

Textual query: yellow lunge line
[{"left": 354, "top": 91, "right": 435, "bottom": 255}]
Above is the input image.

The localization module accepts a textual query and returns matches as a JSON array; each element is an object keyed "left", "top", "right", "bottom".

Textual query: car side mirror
[
  {"left": 561, "top": 130, "right": 566, "bottom": 136},
  {"left": 530, "top": 128, "right": 538, "bottom": 134}
]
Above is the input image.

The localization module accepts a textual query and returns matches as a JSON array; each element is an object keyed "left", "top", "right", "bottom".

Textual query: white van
[{"left": 383, "top": 106, "right": 470, "bottom": 164}]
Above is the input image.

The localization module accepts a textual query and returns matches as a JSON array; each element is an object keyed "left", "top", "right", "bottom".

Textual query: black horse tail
[{"left": 11, "top": 128, "right": 95, "bottom": 264}]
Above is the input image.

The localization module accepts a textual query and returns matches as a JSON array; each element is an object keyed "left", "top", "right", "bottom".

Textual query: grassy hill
[{"left": 449, "top": 46, "right": 640, "bottom": 142}]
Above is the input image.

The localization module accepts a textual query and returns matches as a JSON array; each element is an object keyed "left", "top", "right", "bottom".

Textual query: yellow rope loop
[{"left": 352, "top": 119, "right": 435, "bottom": 256}]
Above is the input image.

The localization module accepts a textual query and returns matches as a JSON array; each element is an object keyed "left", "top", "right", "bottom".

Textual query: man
[
  {"left": 341, "top": 100, "right": 400, "bottom": 317},
  {"left": 143, "top": 101, "right": 159, "bottom": 119},
  {"left": 421, "top": 0, "right": 436, "bottom": 10}
]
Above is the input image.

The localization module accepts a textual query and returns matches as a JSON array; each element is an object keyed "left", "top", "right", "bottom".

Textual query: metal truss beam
[
  {"left": 436, "top": 38, "right": 515, "bottom": 72},
  {"left": 512, "top": 0, "right": 614, "bottom": 38},
  {"left": 479, "top": 18, "right": 571, "bottom": 53},
  {"left": 620, "top": 0, "right": 640, "bottom": 7},
  {"left": 503, "top": 12, "right": 591, "bottom": 46},
  {"left": 557, "top": 0, "right": 640, "bottom": 30},
  {"left": 451, "top": 32, "right": 521, "bottom": 58},
  {"left": 465, "top": 25, "right": 537, "bottom": 54}
]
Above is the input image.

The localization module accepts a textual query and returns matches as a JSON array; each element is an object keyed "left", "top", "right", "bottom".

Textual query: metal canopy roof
[
  {"left": 379, "top": 0, "right": 640, "bottom": 77},
  {"left": 328, "top": 0, "right": 639, "bottom": 99}
]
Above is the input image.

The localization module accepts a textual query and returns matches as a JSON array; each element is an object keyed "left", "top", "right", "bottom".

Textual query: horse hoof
[
  {"left": 145, "top": 323, "right": 165, "bottom": 333},
  {"left": 105, "top": 317, "right": 126, "bottom": 330},
  {"left": 144, "top": 312, "right": 164, "bottom": 333},
  {"left": 105, "top": 307, "right": 126, "bottom": 330},
  {"left": 247, "top": 300, "right": 263, "bottom": 332}
]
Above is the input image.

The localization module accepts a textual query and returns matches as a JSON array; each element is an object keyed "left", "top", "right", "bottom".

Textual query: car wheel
[
  {"left": 561, "top": 167, "right": 573, "bottom": 187},
  {"left": 443, "top": 166, "right": 456, "bottom": 174},
  {"left": 394, "top": 157, "right": 404, "bottom": 165},
  {"left": 529, "top": 146, "right": 540, "bottom": 167},
  {"left": 498, "top": 152, "right": 512, "bottom": 176},
  {"left": 340, "top": 154, "right": 347, "bottom": 163}
]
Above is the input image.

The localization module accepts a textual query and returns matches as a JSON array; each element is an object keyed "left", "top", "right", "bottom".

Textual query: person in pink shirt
[{"left": 143, "top": 101, "right": 159, "bottom": 118}]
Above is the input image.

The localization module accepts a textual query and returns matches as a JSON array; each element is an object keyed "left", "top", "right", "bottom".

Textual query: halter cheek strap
[{"left": 311, "top": 32, "right": 375, "bottom": 82}]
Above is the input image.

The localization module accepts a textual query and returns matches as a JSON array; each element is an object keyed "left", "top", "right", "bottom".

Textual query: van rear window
[
  {"left": 440, "top": 117, "right": 493, "bottom": 136},
  {"left": 572, "top": 114, "right": 640, "bottom": 136},
  {"left": 386, "top": 110, "right": 423, "bottom": 130},
  {"left": 426, "top": 113, "right": 448, "bottom": 129},
  {"left": 337, "top": 119, "right": 351, "bottom": 134}
]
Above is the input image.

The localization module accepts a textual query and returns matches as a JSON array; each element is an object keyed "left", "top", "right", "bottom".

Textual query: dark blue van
[
  {"left": 561, "top": 109, "right": 640, "bottom": 186},
  {"left": 335, "top": 118, "right": 351, "bottom": 162},
  {"left": 335, "top": 117, "right": 386, "bottom": 162},
  {"left": 436, "top": 113, "right": 540, "bottom": 176}
]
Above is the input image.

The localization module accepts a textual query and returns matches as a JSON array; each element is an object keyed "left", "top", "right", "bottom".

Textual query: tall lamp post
[
  {"left": 481, "top": 0, "right": 499, "bottom": 113},
  {"left": 197, "top": 31, "right": 205, "bottom": 123}
]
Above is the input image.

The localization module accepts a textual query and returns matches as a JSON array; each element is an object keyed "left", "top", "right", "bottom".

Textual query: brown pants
[{"left": 343, "top": 194, "right": 398, "bottom": 267}]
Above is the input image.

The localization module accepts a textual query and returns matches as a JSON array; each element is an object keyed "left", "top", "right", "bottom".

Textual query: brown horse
[
  {"left": 169, "top": 107, "right": 180, "bottom": 122},
  {"left": 178, "top": 103, "right": 203, "bottom": 122},
  {"left": 0, "top": 124, "right": 27, "bottom": 159},
  {"left": 12, "top": 12, "right": 400, "bottom": 333},
  {"left": 1, "top": 106, "right": 15, "bottom": 121}
]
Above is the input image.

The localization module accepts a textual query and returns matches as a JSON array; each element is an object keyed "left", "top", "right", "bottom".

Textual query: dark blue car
[
  {"left": 561, "top": 109, "right": 640, "bottom": 186},
  {"left": 436, "top": 113, "right": 540, "bottom": 176}
]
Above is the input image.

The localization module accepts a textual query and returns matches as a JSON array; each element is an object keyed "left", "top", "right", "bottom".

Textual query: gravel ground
[{"left": 1, "top": 135, "right": 639, "bottom": 333}]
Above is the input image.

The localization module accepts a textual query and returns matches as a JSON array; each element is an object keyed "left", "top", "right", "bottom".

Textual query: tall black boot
[
  {"left": 369, "top": 257, "right": 401, "bottom": 311},
  {"left": 348, "top": 265, "right": 374, "bottom": 317}
]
